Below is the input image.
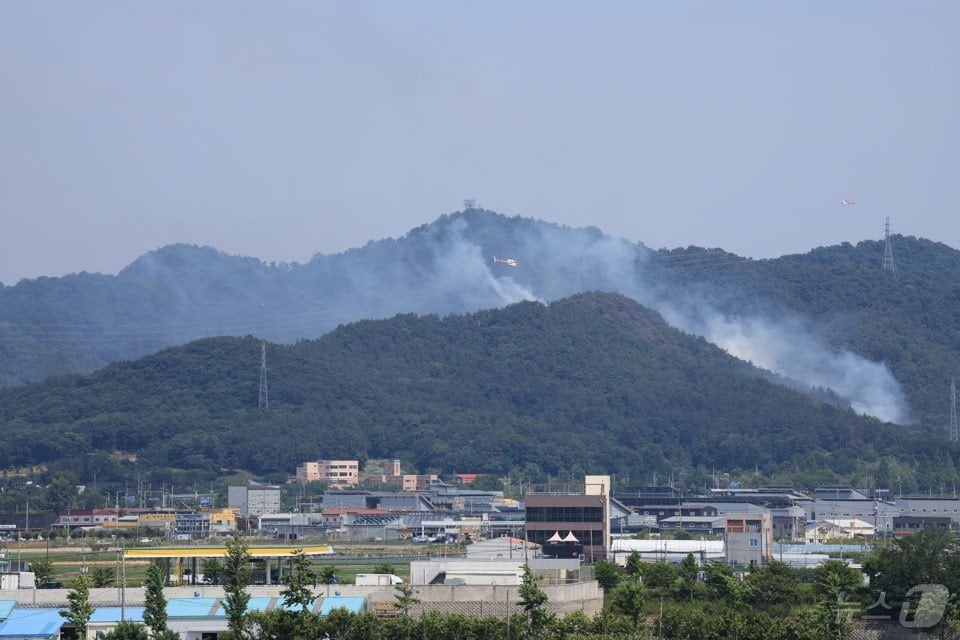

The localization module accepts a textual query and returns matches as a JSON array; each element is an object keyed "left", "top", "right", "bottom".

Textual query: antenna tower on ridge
[
  {"left": 258, "top": 341, "right": 269, "bottom": 411},
  {"left": 882, "top": 217, "right": 897, "bottom": 277},
  {"left": 951, "top": 379, "right": 958, "bottom": 442}
]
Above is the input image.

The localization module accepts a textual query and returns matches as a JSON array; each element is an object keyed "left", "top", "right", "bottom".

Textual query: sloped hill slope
[
  {"left": 2, "top": 209, "right": 958, "bottom": 427},
  {"left": 1, "top": 293, "right": 954, "bottom": 490}
]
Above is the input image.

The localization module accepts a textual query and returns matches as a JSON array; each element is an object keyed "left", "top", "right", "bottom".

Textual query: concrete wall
[{"left": 1, "top": 581, "right": 603, "bottom": 617}]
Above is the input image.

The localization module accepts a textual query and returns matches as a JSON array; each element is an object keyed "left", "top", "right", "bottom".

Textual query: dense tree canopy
[{"left": 0, "top": 291, "right": 957, "bottom": 492}]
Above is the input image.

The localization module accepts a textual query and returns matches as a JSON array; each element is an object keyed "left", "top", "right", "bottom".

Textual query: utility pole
[
  {"left": 258, "top": 340, "right": 269, "bottom": 411},
  {"left": 120, "top": 541, "right": 126, "bottom": 621}
]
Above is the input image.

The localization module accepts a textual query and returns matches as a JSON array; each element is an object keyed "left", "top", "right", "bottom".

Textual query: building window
[{"left": 750, "top": 539, "right": 758, "bottom": 547}]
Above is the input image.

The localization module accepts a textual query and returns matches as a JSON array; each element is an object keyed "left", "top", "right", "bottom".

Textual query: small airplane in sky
[
  {"left": 492, "top": 256, "right": 519, "bottom": 267},
  {"left": 840, "top": 200, "right": 856, "bottom": 206}
]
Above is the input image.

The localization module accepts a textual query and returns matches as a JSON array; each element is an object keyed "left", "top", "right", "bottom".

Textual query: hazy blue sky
[{"left": 1, "top": 1, "right": 957, "bottom": 285}]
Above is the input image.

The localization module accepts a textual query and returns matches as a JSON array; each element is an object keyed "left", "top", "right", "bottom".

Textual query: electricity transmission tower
[
  {"left": 882, "top": 217, "right": 896, "bottom": 277},
  {"left": 258, "top": 341, "right": 269, "bottom": 411},
  {"left": 951, "top": 379, "right": 958, "bottom": 442}
]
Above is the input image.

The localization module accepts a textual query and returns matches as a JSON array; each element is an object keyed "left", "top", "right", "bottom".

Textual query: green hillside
[
  {"left": 648, "top": 236, "right": 960, "bottom": 424},
  {"left": 2, "top": 210, "right": 959, "bottom": 430},
  {"left": 1, "top": 293, "right": 956, "bottom": 492}
]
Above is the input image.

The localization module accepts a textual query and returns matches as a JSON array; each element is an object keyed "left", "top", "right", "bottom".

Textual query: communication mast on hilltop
[
  {"left": 258, "top": 341, "right": 269, "bottom": 411},
  {"left": 950, "top": 379, "right": 958, "bottom": 442},
  {"left": 882, "top": 217, "right": 897, "bottom": 278}
]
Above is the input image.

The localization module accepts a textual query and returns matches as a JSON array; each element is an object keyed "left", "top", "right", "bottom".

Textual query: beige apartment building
[
  {"left": 296, "top": 459, "right": 360, "bottom": 487},
  {"left": 377, "top": 459, "right": 437, "bottom": 491}
]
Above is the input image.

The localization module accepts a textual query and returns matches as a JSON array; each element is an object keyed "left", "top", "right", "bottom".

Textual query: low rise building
[
  {"left": 896, "top": 497, "right": 960, "bottom": 525},
  {"left": 805, "top": 518, "right": 876, "bottom": 542},
  {"left": 892, "top": 515, "right": 951, "bottom": 537},
  {"left": 724, "top": 513, "right": 773, "bottom": 567},
  {"left": 54, "top": 508, "right": 119, "bottom": 530},
  {"left": 376, "top": 459, "right": 438, "bottom": 491},
  {"left": 525, "top": 476, "right": 610, "bottom": 562},
  {"left": 228, "top": 482, "right": 281, "bottom": 517},
  {"left": 296, "top": 460, "right": 360, "bottom": 487}
]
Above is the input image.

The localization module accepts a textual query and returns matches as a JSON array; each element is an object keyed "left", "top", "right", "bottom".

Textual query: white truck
[{"left": 354, "top": 573, "right": 404, "bottom": 586}]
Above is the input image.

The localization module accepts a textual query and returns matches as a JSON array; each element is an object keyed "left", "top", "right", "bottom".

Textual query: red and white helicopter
[
  {"left": 840, "top": 200, "right": 856, "bottom": 206},
  {"left": 492, "top": 255, "right": 520, "bottom": 267}
]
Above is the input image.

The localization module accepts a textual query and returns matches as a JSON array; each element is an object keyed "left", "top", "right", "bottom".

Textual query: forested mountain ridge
[
  {"left": 0, "top": 293, "right": 956, "bottom": 492},
  {"left": 1, "top": 209, "right": 958, "bottom": 425},
  {"left": 647, "top": 236, "right": 960, "bottom": 424}
]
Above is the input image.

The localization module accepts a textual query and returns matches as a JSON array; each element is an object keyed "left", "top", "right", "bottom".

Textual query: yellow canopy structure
[{"left": 124, "top": 545, "right": 334, "bottom": 560}]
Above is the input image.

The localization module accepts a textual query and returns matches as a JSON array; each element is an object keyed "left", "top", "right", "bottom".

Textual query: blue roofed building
[
  {"left": 317, "top": 595, "right": 368, "bottom": 616},
  {"left": 0, "top": 593, "right": 369, "bottom": 640},
  {"left": 0, "top": 603, "right": 63, "bottom": 639}
]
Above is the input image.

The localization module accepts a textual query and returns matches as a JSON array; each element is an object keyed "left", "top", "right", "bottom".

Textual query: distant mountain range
[
  {"left": 1, "top": 292, "right": 953, "bottom": 492},
  {"left": 2, "top": 209, "right": 959, "bottom": 427}
]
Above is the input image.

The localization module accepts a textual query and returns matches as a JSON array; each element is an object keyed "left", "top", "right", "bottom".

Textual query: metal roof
[
  {"left": 89, "top": 608, "right": 145, "bottom": 623},
  {"left": 0, "top": 594, "right": 367, "bottom": 635},
  {"left": 0, "top": 608, "right": 62, "bottom": 638},
  {"left": 124, "top": 545, "right": 333, "bottom": 560},
  {"left": 318, "top": 596, "right": 366, "bottom": 616},
  {"left": 166, "top": 598, "right": 222, "bottom": 618}
]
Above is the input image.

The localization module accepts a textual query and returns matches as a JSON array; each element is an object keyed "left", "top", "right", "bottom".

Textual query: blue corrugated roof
[
  {"left": 166, "top": 598, "right": 222, "bottom": 618},
  {"left": 245, "top": 597, "right": 275, "bottom": 613},
  {"left": 89, "top": 607, "right": 145, "bottom": 623},
  {"left": 318, "top": 596, "right": 366, "bottom": 616},
  {"left": 0, "top": 608, "right": 62, "bottom": 638},
  {"left": 276, "top": 599, "right": 314, "bottom": 613},
  {"left": 0, "top": 595, "right": 365, "bottom": 636}
]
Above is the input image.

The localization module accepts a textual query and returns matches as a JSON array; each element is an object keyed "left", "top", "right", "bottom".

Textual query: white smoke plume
[
  {"left": 657, "top": 305, "right": 908, "bottom": 423},
  {"left": 432, "top": 220, "right": 539, "bottom": 306},
  {"left": 433, "top": 213, "right": 911, "bottom": 423}
]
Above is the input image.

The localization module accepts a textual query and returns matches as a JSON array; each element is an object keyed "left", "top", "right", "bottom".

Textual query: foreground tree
[
  {"left": 518, "top": 564, "right": 553, "bottom": 635},
  {"left": 222, "top": 535, "right": 252, "bottom": 639},
  {"left": 593, "top": 559, "right": 622, "bottom": 593},
  {"left": 625, "top": 551, "right": 643, "bottom": 582},
  {"left": 704, "top": 561, "right": 740, "bottom": 602},
  {"left": 99, "top": 621, "right": 148, "bottom": 640},
  {"left": 644, "top": 560, "right": 678, "bottom": 591},
  {"left": 201, "top": 557, "right": 222, "bottom": 584},
  {"left": 863, "top": 526, "right": 960, "bottom": 597},
  {"left": 317, "top": 566, "right": 338, "bottom": 585},
  {"left": 677, "top": 552, "right": 699, "bottom": 600},
  {"left": 394, "top": 583, "right": 420, "bottom": 617},
  {"left": 29, "top": 560, "right": 54, "bottom": 585},
  {"left": 279, "top": 548, "right": 318, "bottom": 639},
  {"left": 609, "top": 580, "right": 646, "bottom": 622},
  {"left": 91, "top": 565, "right": 116, "bottom": 587},
  {"left": 143, "top": 562, "right": 170, "bottom": 637},
  {"left": 59, "top": 575, "right": 94, "bottom": 640}
]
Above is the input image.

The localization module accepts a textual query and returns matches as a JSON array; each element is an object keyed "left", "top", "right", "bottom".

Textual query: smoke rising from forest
[
  {"left": 426, "top": 213, "right": 909, "bottom": 423},
  {"left": 0, "top": 211, "right": 913, "bottom": 424},
  {"left": 656, "top": 304, "right": 908, "bottom": 423}
]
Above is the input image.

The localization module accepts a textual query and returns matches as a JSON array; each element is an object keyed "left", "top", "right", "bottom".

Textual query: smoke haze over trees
[{"left": 1, "top": 209, "right": 956, "bottom": 424}]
